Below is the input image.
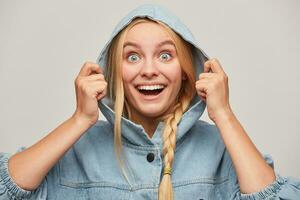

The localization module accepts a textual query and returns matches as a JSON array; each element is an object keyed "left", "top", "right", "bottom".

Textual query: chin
[{"left": 136, "top": 103, "right": 170, "bottom": 117}]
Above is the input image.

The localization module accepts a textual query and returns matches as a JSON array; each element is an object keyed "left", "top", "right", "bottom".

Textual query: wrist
[
  {"left": 213, "top": 106, "right": 235, "bottom": 124},
  {"left": 71, "top": 112, "right": 95, "bottom": 129}
]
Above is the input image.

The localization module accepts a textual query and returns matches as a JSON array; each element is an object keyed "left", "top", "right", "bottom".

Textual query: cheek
[
  {"left": 122, "top": 64, "right": 136, "bottom": 83},
  {"left": 162, "top": 63, "right": 182, "bottom": 84},
  {"left": 122, "top": 64, "right": 140, "bottom": 95}
]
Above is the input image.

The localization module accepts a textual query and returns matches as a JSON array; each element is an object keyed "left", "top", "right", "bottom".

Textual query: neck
[
  {"left": 126, "top": 100, "right": 178, "bottom": 139},
  {"left": 131, "top": 113, "right": 160, "bottom": 139}
]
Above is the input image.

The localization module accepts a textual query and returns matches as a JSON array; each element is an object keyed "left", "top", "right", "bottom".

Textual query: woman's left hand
[{"left": 195, "top": 58, "right": 232, "bottom": 122}]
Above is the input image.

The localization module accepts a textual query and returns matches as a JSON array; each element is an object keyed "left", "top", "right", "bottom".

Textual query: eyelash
[
  {"left": 126, "top": 51, "right": 173, "bottom": 62},
  {"left": 159, "top": 52, "right": 172, "bottom": 61}
]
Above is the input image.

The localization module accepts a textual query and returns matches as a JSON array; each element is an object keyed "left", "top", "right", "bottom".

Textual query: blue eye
[
  {"left": 127, "top": 54, "right": 140, "bottom": 63},
  {"left": 159, "top": 53, "right": 171, "bottom": 61}
]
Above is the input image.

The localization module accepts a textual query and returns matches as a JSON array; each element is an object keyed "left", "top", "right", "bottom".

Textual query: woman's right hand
[
  {"left": 7, "top": 61, "right": 107, "bottom": 191},
  {"left": 72, "top": 62, "right": 107, "bottom": 126}
]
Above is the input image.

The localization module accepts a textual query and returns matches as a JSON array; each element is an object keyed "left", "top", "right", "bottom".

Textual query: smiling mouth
[
  {"left": 136, "top": 85, "right": 165, "bottom": 96},
  {"left": 138, "top": 88, "right": 164, "bottom": 96}
]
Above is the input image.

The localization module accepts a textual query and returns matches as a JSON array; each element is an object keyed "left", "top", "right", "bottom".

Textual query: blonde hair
[{"left": 105, "top": 17, "right": 196, "bottom": 200}]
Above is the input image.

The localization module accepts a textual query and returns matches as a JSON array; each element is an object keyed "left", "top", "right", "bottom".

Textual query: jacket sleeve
[
  {"left": 0, "top": 147, "right": 48, "bottom": 200},
  {"left": 228, "top": 153, "right": 300, "bottom": 200}
]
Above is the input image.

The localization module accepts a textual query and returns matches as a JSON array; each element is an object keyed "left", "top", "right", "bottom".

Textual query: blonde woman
[{"left": 1, "top": 4, "right": 300, "bottom": 200}]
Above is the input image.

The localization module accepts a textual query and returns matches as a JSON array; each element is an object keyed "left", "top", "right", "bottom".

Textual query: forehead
[{"left": 124, "top": 21, "right": 172, "bottom": 43}]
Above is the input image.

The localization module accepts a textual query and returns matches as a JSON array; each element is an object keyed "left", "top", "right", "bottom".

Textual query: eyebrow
[{"left": 123, "top": 39, "right": 175, "bottom": 49}]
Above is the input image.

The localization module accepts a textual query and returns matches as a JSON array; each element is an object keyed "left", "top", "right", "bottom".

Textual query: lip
[
  {"left": 135, "top": 86, "right": 166, "bottom": 101},
  {"left": 135, "top": 83, "right": 167, "bottom": 87}
]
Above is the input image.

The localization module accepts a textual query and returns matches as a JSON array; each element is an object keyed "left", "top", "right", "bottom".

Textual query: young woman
[{"left": 1, "top": 4, "right": 299, "bottom": 200}]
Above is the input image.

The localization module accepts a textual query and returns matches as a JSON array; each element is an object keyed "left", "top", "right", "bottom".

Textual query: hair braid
[{"left": 158, "top": 94, "right": 191, "bottom": 200}]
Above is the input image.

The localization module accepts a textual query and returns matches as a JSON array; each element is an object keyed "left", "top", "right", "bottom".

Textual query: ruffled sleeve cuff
[
  {"left": 0, "top": 152, "right": 33, "bottom": 199},
  {"left": 240, "top": 173, "right": 300, "bottom": 200}
]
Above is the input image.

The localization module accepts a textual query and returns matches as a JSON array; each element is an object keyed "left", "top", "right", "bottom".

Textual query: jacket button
[{"left": 146, "top": 153, "right": 155, "bottom": 162}]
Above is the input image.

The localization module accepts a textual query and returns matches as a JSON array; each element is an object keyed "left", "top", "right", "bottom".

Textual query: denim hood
[{"left": 96, "top": 4, "right": 210, "bottom": 147}]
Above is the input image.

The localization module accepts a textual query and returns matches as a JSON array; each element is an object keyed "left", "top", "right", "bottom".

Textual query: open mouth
[{"left": 136, "top": 85, "right": 165, "bottom": 96}]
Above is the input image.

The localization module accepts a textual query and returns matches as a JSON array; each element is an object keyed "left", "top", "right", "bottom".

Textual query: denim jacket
[{"left": 1, "top": 4, "right": 300, "bottom": 200}]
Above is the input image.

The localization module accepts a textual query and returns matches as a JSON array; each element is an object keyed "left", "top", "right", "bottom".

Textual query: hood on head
[{"left": 96, "top": 4, "right": 210, "bottom": 146}]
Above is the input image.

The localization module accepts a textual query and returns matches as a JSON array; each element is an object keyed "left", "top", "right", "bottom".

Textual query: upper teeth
[{"left": 137, "top": 85, "right": 165, "bottom": 90}]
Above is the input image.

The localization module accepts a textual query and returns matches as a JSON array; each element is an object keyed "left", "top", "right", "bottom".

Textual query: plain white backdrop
[{"left": 0, "top": 0, "right": 299, "bottom": 178}]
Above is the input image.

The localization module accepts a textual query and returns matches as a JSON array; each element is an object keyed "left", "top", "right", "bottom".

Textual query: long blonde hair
[{"left": 105, "top": 17, "right": 196, "bottom": 200}]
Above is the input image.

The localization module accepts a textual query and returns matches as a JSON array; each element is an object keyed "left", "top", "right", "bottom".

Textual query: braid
[{"left": 158, "top": 94, "right": 191, "bottom": 200}]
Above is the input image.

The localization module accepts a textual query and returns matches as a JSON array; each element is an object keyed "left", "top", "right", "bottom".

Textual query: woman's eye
[
  {"left": 159, "top": 52, "right": 172, "bottom": 61},
  {"left": 127, "top": 54, "right": 140, "bottom": 63}
]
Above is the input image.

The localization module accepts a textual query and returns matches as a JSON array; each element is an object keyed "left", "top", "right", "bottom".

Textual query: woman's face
[{"left": 122, "top": 21, "right": 184, "bottom": 119}]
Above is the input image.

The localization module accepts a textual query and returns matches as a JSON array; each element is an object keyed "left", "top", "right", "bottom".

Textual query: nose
[{"left": 139, "top": 59, "right": 160, "bottom": 78}]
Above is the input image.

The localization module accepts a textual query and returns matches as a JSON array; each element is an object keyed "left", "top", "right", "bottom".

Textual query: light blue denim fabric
[{"left": 1, "top": 4, "right": 300, "bottom": 200}]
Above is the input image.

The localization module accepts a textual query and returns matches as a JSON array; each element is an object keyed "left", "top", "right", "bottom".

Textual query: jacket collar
[{"left": 98, "top": 98, "right": 206, "bottom": 147}]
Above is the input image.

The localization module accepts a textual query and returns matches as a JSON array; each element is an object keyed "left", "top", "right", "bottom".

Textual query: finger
[
  {"left": 89, "top": 81, "right": 107, "bottom": 98},
  {"left": 204, "top": 58, "right": 224, "bottom": 74},
  {"left": 75, "top": 74, "right": 105, "bottom": 89},
  {"left": 195, "top": 79, "right": 210, "bottom": 85},
  {"left": 195, "top": 81, "right": 208, "bottom": 93},
  {"left": 199, "top": 72, "right": 214, "bottom": 80},
  {"left": 85, "top": 73, "right": 105, "bottom": 81},
  {"left": 78, "top": 62, "right": 103, "bottom": 77},
  {"left": 200, "top": 95, "right": 206, "bottom": 102},
  {"left": 199, "top": 91, "right": 206, "bottom": 98},
  {"left": 197, "top": 90, "right": 207, "bottom": 102},
  {"left": 97, "top": 89, "right": 107, "bottom": 100},
  {"left": 96, "top": 83, "right": 107, "bottom": 100},
  {"left": 199, "top": 92, "right": 206, "bottom": 98}
]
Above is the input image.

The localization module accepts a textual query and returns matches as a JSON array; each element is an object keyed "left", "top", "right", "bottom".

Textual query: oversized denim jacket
[{"left": 1, "top": 4, "right": 300, "bottom": 200}]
